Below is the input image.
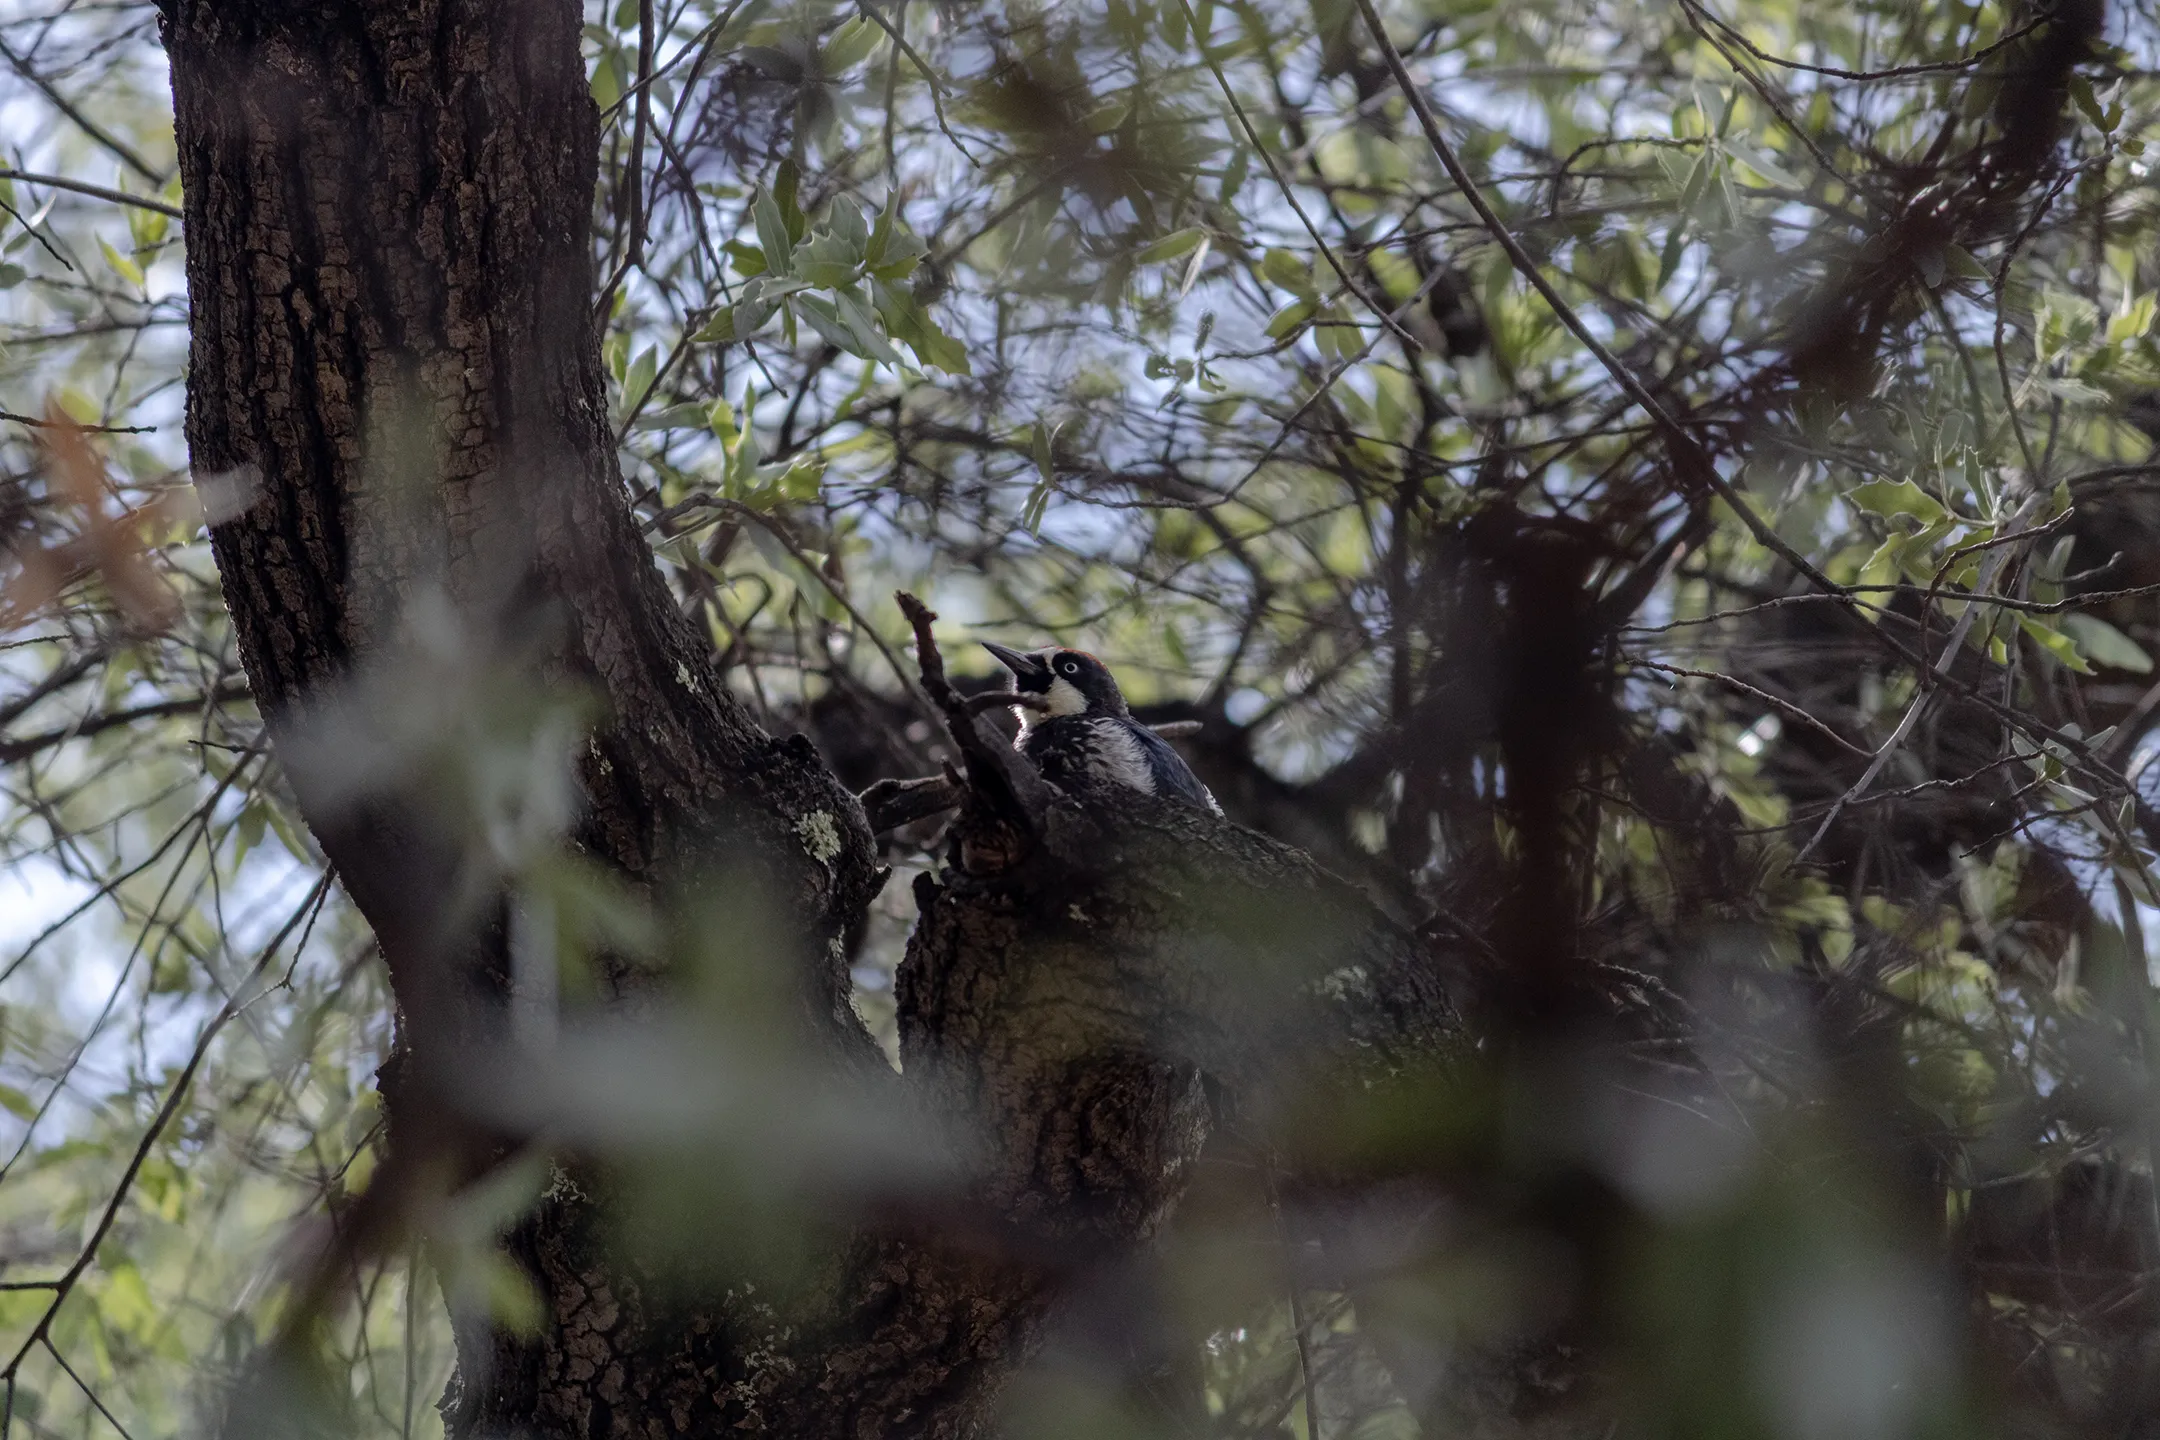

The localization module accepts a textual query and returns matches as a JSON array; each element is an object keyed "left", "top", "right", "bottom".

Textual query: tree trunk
[
  {"left": 163, "top": 3, "right": 1467, "bottom": 1435},
  {"left": 165, "top": 0, "right": 885, "bottom": 1158}
]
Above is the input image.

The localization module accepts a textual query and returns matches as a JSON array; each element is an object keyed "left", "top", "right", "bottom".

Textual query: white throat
[
  {"left": 1015, "top": 674, "right": 1089, "bottom": 730},
  {"left": 1041, "top": 676, "right": 1088, "bottom": 717}
]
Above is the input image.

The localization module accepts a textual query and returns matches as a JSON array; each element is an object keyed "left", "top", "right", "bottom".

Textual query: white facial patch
[
  {"left": 1011, "top": 649, "right": 1088, "bottom": 729},
  {"left": 1042, "top": 676, "right": 1088, "bottom": 717}
]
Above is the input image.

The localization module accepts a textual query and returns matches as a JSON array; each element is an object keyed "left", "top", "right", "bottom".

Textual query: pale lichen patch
[
  {"left": 545, "top": 1160, "right": 586, "bottom": 1205},
  {"left": 1316, "top": 965, "right": 1371, "bottom": 1001},
  {"left": 797, "top": 809, "right": 843, "bottom": 865}
]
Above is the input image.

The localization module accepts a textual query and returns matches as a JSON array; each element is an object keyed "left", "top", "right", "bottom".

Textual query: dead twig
[{"left": 895, "top": 592, "right": 1057, "bottom": 821}]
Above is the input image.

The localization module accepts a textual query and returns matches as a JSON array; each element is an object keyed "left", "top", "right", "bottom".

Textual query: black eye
[{"left": 1059, "top": 659, "right": 1079, "bottom": 676}]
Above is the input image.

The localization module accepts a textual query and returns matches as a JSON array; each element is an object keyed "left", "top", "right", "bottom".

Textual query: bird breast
[{"left": 1020, "top": 716, "right": 1157, "bottom": 795}]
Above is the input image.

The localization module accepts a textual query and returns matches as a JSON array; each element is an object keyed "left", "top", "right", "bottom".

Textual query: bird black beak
[{"left": 982, "top": 641, "right": 1048, "bottom": 689}]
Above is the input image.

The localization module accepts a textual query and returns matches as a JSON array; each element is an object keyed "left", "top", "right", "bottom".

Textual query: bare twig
[
  {"left": 1628, "top": 659, "right": 1873, "bottom": 758},
  {"left": 0, "top": 168, "right": 179, "bottom": 219},
  {"left": 1686, "top": 2, "right": 2043, "bottom": 82},
  {"left": 0, "top": 35, "right": 165, "bottom": 185},
  {"left": 895, "top": 592, "right": 1056, "bottom": 817},
  {"left": 0, "top": 408, "right": 157, "bottom": 434},
  {"left": 859, "top": 773, "right": 962, "bottom": 831}
]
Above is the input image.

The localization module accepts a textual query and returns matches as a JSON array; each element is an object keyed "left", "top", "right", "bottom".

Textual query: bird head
[{"left": 982, "top": 642, "right": 1128, "bottom": 718}]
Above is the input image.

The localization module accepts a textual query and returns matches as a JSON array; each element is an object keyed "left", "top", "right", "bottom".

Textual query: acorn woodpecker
[{"left": 982, "top": 642, "right": 1222, "bottom": 816}]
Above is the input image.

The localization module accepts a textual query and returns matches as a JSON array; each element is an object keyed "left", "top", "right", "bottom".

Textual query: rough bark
[{"left": 165, "top": 2, "right": 1469, "bottom": 1435}]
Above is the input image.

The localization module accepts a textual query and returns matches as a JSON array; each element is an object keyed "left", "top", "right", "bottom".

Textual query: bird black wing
[{"left": 1129, "top": 724, "right": 1222, "bottom": 815}]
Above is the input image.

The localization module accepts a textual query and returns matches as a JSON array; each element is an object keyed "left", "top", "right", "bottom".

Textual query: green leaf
[
  {"left": 1219, "top": 146, "right": 1250, "bottom": 207},
  {"left": 0, "top": 1084, "right": 33, "bottom": 1121},
  {"left": 867, "top": 218, "right": 926, "bottom": 282},
  {"left": 1262, "top": 247, "right": 1313, "bottom": 296},
  {"left": 2108, "top": 292, "right": 2156, "bottom": 343},
  {"left": 830, "top": 286, "right": 902, "bottom": 366},
  {"left": 264, "top": 803, "right": 312, "bottom": 862},
  {"left": 2061, "top": 614, "right": 2154, "bottom": 674},
  {"left": 2036, "top": 288, "right": 2100, "bottom": 357},
  {"left": 1656, "top": 222, "right": 1689, "bottom": 290},
  {"left": 878, "top": 286, "right": 970, "bottom": 374},
  {"left": 912, "top": 320, "right": 970, "bottom": 375},
  {"left": 743, "top": 275, "right": 812, "bottom": 304},
  {"left": 100, "top": 236, "right": 144, "bottom": 288},
  {"left": 1675, "top": 154, "right": 1712, "bottom": 215},
  {"left": 692, "top": 306, "right": 740, "bottom": 342},
  {"left": 1022, "top": 420, "right": 1058, "bottom": 534},
  {"left": 1942, "top": 245, "right": 1990, "bottom": 281},
  {"left": 1849, "top": 479, "right": 1946, "bottom": 524},
  {"left": 1179, "top": 235, "right": 1212, "bottom": 295},
  {"left": 2069, "top": 75, "right": 2110, "bottom": 132},
  {"left": 708, "top": 397, "right": 738, "bottom": 441},
  {"left": 126, "top": 194, "right": 168, "bottom": 253},
  {"left": 234, "top": 800, "right": 267, "bottom": 860},
  {"left": 0, "top": 262, "right": 25, "bottom": 290},
  {"left": 99, "top": 1263, "right": 157, "bottom": 1336},
  {"left": 621, "top": 346, "right": 658, "bottom": 412},
  {"left": 821, "top": 14, "right": 882, "bottom": 72},
  {"left": 724, "top": 240, "right": 768, "bottom": 277},
  {"left": 1136, "top": 227, "right": 1206, "bottom": 264},
  {"left": 795, "top": 295, "right": 864, "bottom": 355},
  {"left": 754, "top": 190, "right": 795, "bottom": 276},
  {"left": 777, "top": 457, "right": 826, "bottom": 502},
  {"left": 867, "top": 192, "right": 898, "bottom": 266},
  {"left": 2019, "top": 614, "right": 2092, "bottom": 674},
  {"left": 1721, "top": 138, "right": 1798, "bottom": 189},
  {"left": 1264, "top": 297, "right": 1318, "bottom": 340},
  {"left": 726, "top": 406, "right": 763, "bottom": 496},
  {"left": 2040, "top": 377, "right": 2109, "bottom": 406},
  {"left": 482, "top": 1251, "right": 548, "bottom": 1337},
  {"left": 829, "top": 198, "right": 869, "bottom": 254},
  {"left": 775, "top": 159, "right": 806, "bottom": 243},
  {"left": 907, "top": 317, "right": 967, "bottom": 371},
  {"left": 590, "top": 47, "right": 625, "bottom": 109},
  {"left": 795, "top": 228, "right": 863, "bottom": 288}
]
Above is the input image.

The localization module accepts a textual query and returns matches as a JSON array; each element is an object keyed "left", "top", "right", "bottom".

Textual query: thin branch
[
  {"left": 626, "top": 0, "right": 655, "bottom": 268},
  {"left": 0, "top": 408, "right": 157, "bottom": 434},
  {"left": 0, "top": 685, "right": 252, "bottom": 766},
  {"left": 895, "top": 591, "right": 1056, "bottom": 817},
  {"left": 1686, "top": 3, "right": 2044, "bottom": 82},
  {"left": 0, "top": 168, "right": 180, "bottom": 219},
  {"left": 0, "top": 36, "right": 165, "bottom": 185},
  {"left": 856, "top": 0, "right": 978, "bottom": 163},
  {"left": 1628, "top": 659, "right": 1873, "bottom": 757}
]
